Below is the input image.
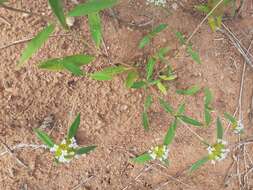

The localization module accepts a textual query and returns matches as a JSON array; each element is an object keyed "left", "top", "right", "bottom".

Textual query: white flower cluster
[
  {"left": 233, "top": 120, "right": 244, "bottom": 134},
  {"left": 50, "top": 137, "right": 79, "bottom": 163},
  {"left": 146, "top": 0, "right": 167, "bottom": 7},
  {"left": 148, "top": 145, "right": 169, "bottom": 162},
  {"left": 207, "top": 139, "right": 230, "bottom": 164}
]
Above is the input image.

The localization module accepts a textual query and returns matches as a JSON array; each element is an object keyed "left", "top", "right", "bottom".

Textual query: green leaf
[
  {"left": 180, "top": 115, "right": 203, "bottom": 127},
  {"left": 155, "top": 47, "right": 170, "bottom": 61},
  {"left": 38, "top": 55, "right": 94, "bottom": 72},
  {"left": 88, "top": 12, "right": 102, "bottom": 47},
  {"left": 62, "top": 61, "right": 84, "bottom": 76},
  {"left": 146, "top": 57, "right": 156, "bottom": 81},
  {"left": 204, "top": 88, "right": 212, "bottom": 107},
  {"left": 195, "top": 4, "right": 210, "bottom": 14},
  {"left": 189, "top": 157, "right": 209, "bottom": 172},
  {"left": 132, "top": 153, "right": 152, "bottom": 164},
  {"left": 204, "top": 108, "right": 212, "bottom": 127},
  {"left": 142, "top": 112, "right": 149, "bottom": 131},
  {"left": 216, "top": 117, "right": 223, "bottom": 140},
  {"left": 69, "top": 0, "right": 118, "bottom": 16},
  {"left": 48, "top": 0, "right": 67, "bottom": 29},
  {"left": 159, "top": 98, "right": 174, "bottom": 114},
  {"left": 156, "top": 81, "right": 167, "bottom": 95},
  {"left": 224, "top": 112, "right": 237, "bottom": 124},
  {"left": 177, "top": 103, "right": 185, "bottom": 115},
  {"left": 187, "top": 46, "right": 201, "bottom": 64},
  {"left": 144, "top": 95, "right": 153, "bottom": 110},
  {"left": 208, "top": 16, "right": 217, "bottom": 32},
  {"left": 0, "top": 0, "right": 7, "bottom": 3},
  {"left": 131, "top": 81, "right": 146, "bottom": 89},
  {"left": 139, "top": 24, "right": 168, "bottom": 49},
  {"left": 176, "top": 85, "right": 201, "bottom": 95},
  {"left": 163, "top": 120, "right": 177, "bottom": 146},
  {"left": 34, "top": 129, "right": 54, "bottom": 148},
  {"left": 125, "top": 70, "right": 138, "bottom": 88},
  {"left": 18, "top": 24, "right": 55, "bottom": 66},
  {"left": 76, "top": 145, "right": 96, "bottom": 155},
  {"left": 68, "top": 113, "right": 81, "bottom": 139},
  {"left": 175, "top": 31, "right": 186, "bottom": 45},
  {"left": 91, "top": 66, "right": 127, "bottom": 81}
]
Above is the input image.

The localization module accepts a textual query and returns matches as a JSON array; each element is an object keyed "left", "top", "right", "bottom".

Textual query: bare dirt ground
[{"left": 1, "top": 0, "right": 253, "bottom": 189}]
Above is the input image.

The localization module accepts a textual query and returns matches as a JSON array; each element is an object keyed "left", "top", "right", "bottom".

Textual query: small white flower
[
  {"left": 148, "top": 145, "right": 169, "bottom": 162},
  {"left": 146, "top": 0, "right": 167, "bottom": 7},
  {"left": 66, "top": 16, "right": 75, "bottom": 27},
  {"left": 217, "top": 139, "right": 227, "bottom": 145},
  {"left": 234, "top": 120, "right": 244, "bottom": 134}
]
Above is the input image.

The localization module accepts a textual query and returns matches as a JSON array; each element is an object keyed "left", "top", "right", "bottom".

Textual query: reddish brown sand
[{"left": 1, "top": 0, "right": 253, "bottom": 189}]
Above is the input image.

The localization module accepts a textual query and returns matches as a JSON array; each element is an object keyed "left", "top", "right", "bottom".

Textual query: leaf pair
[
  {"left": 39, "top": 55, "right": 94, "bottom": 76},
  {"left": 68, "top": 0, "right": 118, "bottom": 47}
]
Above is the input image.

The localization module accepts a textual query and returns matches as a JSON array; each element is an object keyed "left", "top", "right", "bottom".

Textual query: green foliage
[
  {"left": 132, "top": 153, "right": 152, "bottom": 164},
  {"left": 179, "top": 115, "right": 203, "bottom": 127},
  {"left": 139, "top": 24, "right": 168, "bottom": 49},
  {"left": 38, "top": 54, "right": 94, "bottom": 75},
  {"left": 125, "top": 70, "right": 139, "bottom": 88},
  {"left": 68, "top": 113, "right": 81, "bottom": 139},
  {"left": 69, "top": 0, "right": 118, "bottom": 16},
  {"left": 176, "top": 85, "right": 201, "bottom": 95},
  {"left": 146, "top": 58, "right": 156, "bottom": 81},
  {"left": 224, "top": 112, "right": 237, "bottom": 124},
  {"left": 190, "top": 156, "right": 209, "bottom": 172},
  {"left": 48, "top": 0, "right": 67, "bottom": 29},
  {"left": 204, "top": 88, "right": 213, "bottom": 126},
  {"left": 163, "top": 120, "right": 177, "bottom": 146},
  {"left": 159, "top": 98, "right": 174, "bottom": 115},
  {"left": 216, "top": 117, "right": 223, "bottom": 139},
  {"left": 76, "top": 146, "right": 97, "bottom": 155},
  {"left": 142, "top": 95, "right": 153, "bottom": 130},
  {"left": 88, "top": 12, "right": 102, "bottom": 47},
  {"left": 34, "top": 129, "right": 54, "bottom": 148},
  {"left": 91, "top": 66, "right": 128, "bottom": 80},
  {"left": 18, "top": 24, "right": 55, "bottom": 66}
]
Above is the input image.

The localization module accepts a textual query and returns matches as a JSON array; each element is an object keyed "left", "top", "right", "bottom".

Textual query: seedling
[
  {"left": 224, "top": 112, "right": 244, "bottom": 134},
  {"left": 34, "top": 114, "right": 96, "bottom": 163}
]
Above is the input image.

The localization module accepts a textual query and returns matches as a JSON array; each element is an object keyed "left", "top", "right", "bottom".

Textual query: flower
[
  {"left": 146, "top": 0, "right": 167, "bottom": 7},
  {"left": 148, "top": 145, "right": 169, "bottom": 162},
  {"left": 50, "top": 137, "right": 79, "bottom": 163},
  {"left": 207, "top": 139, "right": 229, "bottom": 164}
]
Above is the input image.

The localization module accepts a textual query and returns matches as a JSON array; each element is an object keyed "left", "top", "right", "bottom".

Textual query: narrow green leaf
[
  {"left": 69, "top": 0, "right": 118, "bottom": 16},
  {"left": 204, "top": 108, "right": 212, "bottom": 127},
  {"left": 63, "top": 55, "right": 94, "bottom": 66},
  {"left": 132, "top": 153, "right": 152, "bottom": 164},
  {"left": 159, "top": 98, "right": 174, "bottom": 114},
  {"left": 204, "top": 88, "right": 212, "bottom": 106},
  {"left": 76, "top": 145, "right": 96, "bottom": 155},
  {"left": 187, "top": 46, "right": 201, "bottom": 64},
  {"left": 34, "top": 129, "right": 54, "bottom": 147},
  {"left": 216, "top": 117, "right": 223, "bottom": 139},
  {"left": 180, "top": 115, "right": 203, "bottom": 127},
  {"left": 177, "top": 103, "right": 185, "bottom": 115},
  {"left": 190, "top": 156, "right": 209, "bottom": 172},
  {"left": 146, "top": 57, "right": 156, "bottom": 81},
  {"left": 163, "top": 120, "right": 177, "bottom": 146},
  {"left": 62, "top": 61, "right": 84, "bottom": 76},
  {"left": 156, "top": 82, "right": 167, "bottom": 95},
  {"left": 176, "top": 85, "right": 201, "bottom": 95},
  {"left": 68, "top": 113, "right": 81, "bottom": 139},
  {"left": 38, "top": 58, "right": 64, "bottom": 71},
  {"left": 131, "top": 81, "right": 146, "bottom": 89},
  {"left": 208, "top": 16, "right": 217, "bottom": 32},
  {"left": 144, "top": 95, "right": 153, "bottom": 110},
  {"left": 139, "top": 24, "right": 168, "bottom": 49},
  {"left": 91, "top": 73, "right": 113, "bottom": 80},
  {"left": 142, "top": 112, "right": 149, "bottom": 131},
  {"left": 91, "top": 66, "right": 127, "bottom": 81},
  {"left": 48, "top": 0, "right": 67, "bottom": 28},
  {"left": 224, "top": 112, "right": 237, "bottom": 124},
  {"left": 18, "top": 24, "right": 54, "bottom": 66},
  {"left": 88, "top": 12, "right": 102, "bottom": 47},
  {"left": 155, "top": 47, "right": 170, "bottom": 61},
  {"left": 125, "top": 70, "right": 138, "bottom": 88}
]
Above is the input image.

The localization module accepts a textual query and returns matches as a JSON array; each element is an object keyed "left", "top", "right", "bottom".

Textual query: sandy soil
[{"left": 1, "top": 0, "right": 253, "bottom": 189}]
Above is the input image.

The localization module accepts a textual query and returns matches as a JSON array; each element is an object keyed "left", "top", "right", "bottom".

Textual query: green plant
[{"left": 34, "top": 114, "right": 96, "bottom": 163}]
